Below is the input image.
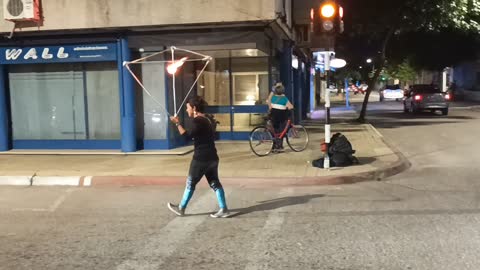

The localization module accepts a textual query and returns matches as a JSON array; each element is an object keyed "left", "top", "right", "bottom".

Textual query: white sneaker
[
  {"left": 210, "top": 208, "right": 231, "bottom": 218},
  {"left": 167, "top": 203, "right": 185, "bottom": 216}
]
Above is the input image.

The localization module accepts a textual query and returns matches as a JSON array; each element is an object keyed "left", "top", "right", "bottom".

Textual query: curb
[
  {"left": 287, "top": 124, "right": 411, "bottom": 186},
  {"left": 0, "top": 139, "right": 411, "bottom": 188},
  {"left": 0, "top": 124, "right": 411, "bottom": 187},
  {"left": 450, "top": 105, "right": 480, "bottom": 110},
  {"left": 0, "top": 176, "right": 92, "bottom": 187}
]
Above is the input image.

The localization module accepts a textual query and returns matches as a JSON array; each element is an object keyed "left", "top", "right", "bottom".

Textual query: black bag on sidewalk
[
  {"left": 329, "top": 133, "right": 358, "bottom": 167},
  {"left": 312, "top": 133, "right": 359, "bottom": 168}
]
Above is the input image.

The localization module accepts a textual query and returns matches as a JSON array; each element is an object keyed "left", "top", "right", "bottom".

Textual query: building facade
[
  {"left": 451, "top": 55, "right": 480, "bottom": 101},
  {"left": 0, "top": 0, "right": 312, "bottom": 152}
]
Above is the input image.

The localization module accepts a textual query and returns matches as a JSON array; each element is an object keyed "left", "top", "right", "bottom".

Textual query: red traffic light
[
  {"left": 320, "top": 3, "right": 335, "bottom": 18},
  {"left": 311, "top": 2, "right": 345, "bottom": 34}
]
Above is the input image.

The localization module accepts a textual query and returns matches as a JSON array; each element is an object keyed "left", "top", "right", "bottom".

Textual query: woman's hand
[{"left": 170, "top": 116, "right": 180, "bottom": 124}]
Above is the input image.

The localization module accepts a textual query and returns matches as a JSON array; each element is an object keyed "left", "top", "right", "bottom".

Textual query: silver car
[
  {"left": 380, "top": 84, "right": 403, "bottom": 101},
  {"left": 403, "top": 84, "right": 450, "bottom": 115}
]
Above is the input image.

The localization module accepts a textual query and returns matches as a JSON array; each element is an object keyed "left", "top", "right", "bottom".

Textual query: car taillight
[
  {"left": 445, "top": 94, "right": 451, "bottom": 100},
  {"left": 414, "top": 95, "right": 423, "bottom": 101}
]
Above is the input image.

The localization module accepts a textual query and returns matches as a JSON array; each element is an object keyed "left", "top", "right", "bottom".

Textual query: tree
[
  {"left": 389, "top": 29, "right": 479, "bottom": 70},
  {"left": 334, "top": 68, "right": 362, "bottom": 85},
  {"left": 337, "top": 0, "right": 480, "bottom": 122},
  {"left": 385, "top": 59, "right": 417, "bottom": 85}
]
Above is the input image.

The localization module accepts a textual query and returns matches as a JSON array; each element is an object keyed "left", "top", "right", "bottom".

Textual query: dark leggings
[
  {"left": 186, "top": 159, "right": 222, "bottom": 191},
  {"left": 180, "top": 159, "right": 225, "bottom": 209},
  {"left": 273, "top": 119, "right": 287, "bottom": 148}
]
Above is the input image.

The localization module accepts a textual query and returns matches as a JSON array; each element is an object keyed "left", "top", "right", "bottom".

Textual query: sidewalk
[
  {"left": 449, "top": 101, "right": 480, "bottom": 109},
  {"left": 0, "top": 122, "right": 410, "bottom": 187}
]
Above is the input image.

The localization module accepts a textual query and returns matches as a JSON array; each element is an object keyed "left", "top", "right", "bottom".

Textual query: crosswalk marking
[
  {"left": 116, "top": 189, "right": 229, "bottom": 270},
  {"left": 244, "top": 188, "right": 293, "bottom": 270},
  {"left": 12, "top": 188, "right": 75, "bottom": 212}
]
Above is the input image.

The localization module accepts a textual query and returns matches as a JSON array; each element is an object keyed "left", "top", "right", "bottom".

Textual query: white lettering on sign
[
  {"left": 5, "top": 45, "right": 111, "bottom": 61},
  {"left": 6, "top": 49, "right": 23, "bottom": 60},
  {"left": 24, "top": 48, "right": 39, "bottom": 60},
  {"left": 4, "top": 47, "right": 72, "bottom": 61},
  {"left": 41, "top": 48, "right": 53, "bottom": 59},
  {"left": 57, "top": 47, "right": 69, "bottom": 59}
]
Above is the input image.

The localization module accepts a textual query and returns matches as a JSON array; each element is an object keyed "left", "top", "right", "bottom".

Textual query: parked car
[
  {"left": 350, "top": 84, "right": 365, "bottom": 95},
  {"left": 380, "top": 84, "right": 403, "bottom": 101},
  {"left": 359, "top": 83, "right": 368, "bottom": 92},
  {"left": 403, "top": 84, "right": 450, "bottom": 115}
]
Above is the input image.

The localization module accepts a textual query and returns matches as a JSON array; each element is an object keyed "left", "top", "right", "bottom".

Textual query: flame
[{"left": 167, "top": 57, "right": 188, "bottom": 75}]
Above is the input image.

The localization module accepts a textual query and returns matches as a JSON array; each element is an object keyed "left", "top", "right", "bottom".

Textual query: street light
[{"left": 366, "top": 58, "right": 372, "bottom": 64}]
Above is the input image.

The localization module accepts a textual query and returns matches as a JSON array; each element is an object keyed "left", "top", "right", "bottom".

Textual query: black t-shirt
[{"left": 185, "top": 116, "right": 218, "bottom": 161}]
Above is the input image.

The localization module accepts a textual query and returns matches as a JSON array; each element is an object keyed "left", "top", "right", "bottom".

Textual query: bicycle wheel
[
  {"left": 249, "top": 126, "right": 274, "bottom": 157},
  {"left": 286, "top": 124, "right": 309, "bottom": 152}
]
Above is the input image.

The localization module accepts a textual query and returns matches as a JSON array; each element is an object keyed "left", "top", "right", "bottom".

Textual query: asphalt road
[{"left": 1, "top": 100, "right": 480, "bottom": 270}]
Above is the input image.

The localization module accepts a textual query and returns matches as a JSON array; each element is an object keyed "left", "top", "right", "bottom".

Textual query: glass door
[{"left": 197, "top": 50, "right": 271, "bottom": 140}]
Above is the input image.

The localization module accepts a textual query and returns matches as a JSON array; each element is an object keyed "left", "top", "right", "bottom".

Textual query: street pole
[
  {"left": 345, "top": 78, "right": 349, "bottom": 108},
  {"left": 324, "top": 52, "right": 331, "bottom": 169}
]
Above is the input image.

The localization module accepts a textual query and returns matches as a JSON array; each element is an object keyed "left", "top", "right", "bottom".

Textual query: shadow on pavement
[
  {"left": 356, "top": 157, "right": 376, "bottom": 165},
  {"left": 227, "top": 194, "right": 325, "bottom": 218}
]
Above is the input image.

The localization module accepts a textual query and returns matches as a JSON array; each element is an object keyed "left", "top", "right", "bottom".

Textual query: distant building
[
  {"left": 0, "top": 0, "right": 313, "bottom": 152},
  {"left": 451, "top": 53, "right": 480, "bottom": 101}
]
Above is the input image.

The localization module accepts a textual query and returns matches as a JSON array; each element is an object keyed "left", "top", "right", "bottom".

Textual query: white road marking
[
  {"left": 33, "top": 176, "right": 81, "bottom": 186},
  {"left": 244, "top": 188, "right": 293, "bottom": 270},
  {"left": 0, "top": 176, "right": 31, "bottom": 186},
  {"left": 83, "top": 176, "right": 92, "bottom": 186},
  {"left": 116, "top": 189, "right": 230, "bottom": 270},
  {"left": 48, "top": 188, "right": 75, "bottom": 211},
  {"left": 13, "top": 188, "right": 75, "bottom": 212}
]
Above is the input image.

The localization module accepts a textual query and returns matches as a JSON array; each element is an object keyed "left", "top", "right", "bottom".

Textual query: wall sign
[{"left": 0, "top": 43, "right": 117, "bottom": 64}]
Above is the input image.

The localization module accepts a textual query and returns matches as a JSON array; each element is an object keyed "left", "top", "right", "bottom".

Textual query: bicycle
[{"left": 249, "top": 118, "right": 309, "bottom": 157}]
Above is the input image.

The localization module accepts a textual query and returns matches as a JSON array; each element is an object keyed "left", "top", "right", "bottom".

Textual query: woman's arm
[
  {"left": 170, "top": 116, "right": 187, "bottom": 135},
  {"left": 266, "top": 92, "right": 273, "bottom": 109},
  {"left": 286, "top": 101, "right": 294, "bottom": 110}
]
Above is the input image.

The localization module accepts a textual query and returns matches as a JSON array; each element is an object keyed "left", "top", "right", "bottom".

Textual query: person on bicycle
[{"left": 268, "top": 82, "right": 293, "bottom": 152}]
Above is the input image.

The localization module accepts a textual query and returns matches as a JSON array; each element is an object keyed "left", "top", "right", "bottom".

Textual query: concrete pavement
[{"left": 0, "top": 122, "right": 410, "bottom": 187}]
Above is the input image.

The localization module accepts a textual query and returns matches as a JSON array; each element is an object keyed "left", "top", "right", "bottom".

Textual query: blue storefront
[
  {"left": 0, "top": 39, "right": 137, "bottom": 152},
  {"left": 0, "top": 32, "right": 310, "bottom": 152}
]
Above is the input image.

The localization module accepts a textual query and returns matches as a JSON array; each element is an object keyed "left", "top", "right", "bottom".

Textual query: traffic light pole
[{"left": 323, "top": 52, "right": 331, "bottom": 169}]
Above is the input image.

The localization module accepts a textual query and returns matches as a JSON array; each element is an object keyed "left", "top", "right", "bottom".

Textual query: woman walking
[{"left": 167, "top": 96, "right": 230, "bottom": 218}]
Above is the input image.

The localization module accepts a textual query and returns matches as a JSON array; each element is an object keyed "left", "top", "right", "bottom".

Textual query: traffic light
[{"left": 310, "top": 1, "right": 344, "bottom": 34}]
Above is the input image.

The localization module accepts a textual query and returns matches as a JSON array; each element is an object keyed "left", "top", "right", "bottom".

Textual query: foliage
[
  {"left": 333, "top": 69, "right": 362, "bottom": 85},
  {"left": 385, "top": 59, "right": 417, "bottom": 84},
  {"left": 336, "top": 0, "right": 480, "bottom": 122}
]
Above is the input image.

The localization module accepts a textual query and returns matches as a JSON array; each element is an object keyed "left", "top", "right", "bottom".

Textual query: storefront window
[
  {"left": 233, "top": 113, "right": 268, "bottom": 132},
  {"left": 141, "top": 61, "right": 168, "bottom": 140},
  {"left": 197, "top": 50, "right": 230, "bottom": 106},
  {"left": 9, "top": 63, "right": 120, "bottom": 140},
  {"left": 85, "top": 63, "right": 121, "bottom": 139},
  {"left": 271, "top": 54, "right": 281, "bottom": 87},
  {"left": 231, "top": 56, "right": 269, "bottom": 106},
  {"left": 193, "top": 49, "right": 270, "bottom": 133}
]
